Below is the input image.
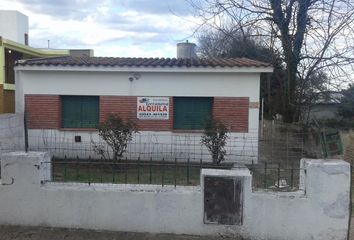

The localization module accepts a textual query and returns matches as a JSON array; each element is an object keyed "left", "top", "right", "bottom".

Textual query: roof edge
[
  {"left": 0, "top": 37, "right": 69, "bottom": 57},
  {"left": 15, "top": 64, "right": 273, "bottom": 73}
]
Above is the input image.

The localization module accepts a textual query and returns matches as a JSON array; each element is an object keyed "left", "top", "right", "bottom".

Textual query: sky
[{"left": 0, "top": 0, "right": 200, "bottom": 57}]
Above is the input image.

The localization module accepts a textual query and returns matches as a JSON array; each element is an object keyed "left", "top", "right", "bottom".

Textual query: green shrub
[
  {"left": 93, "top": 115, "right": 137, "bottom": 160},
  {"left": 201, "top": 119, "right": 229, "bottom": 165}
]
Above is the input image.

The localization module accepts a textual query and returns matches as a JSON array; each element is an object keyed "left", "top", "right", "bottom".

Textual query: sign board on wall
[{"left": 137, "top": 97, "right": 169, "bottom": 120}]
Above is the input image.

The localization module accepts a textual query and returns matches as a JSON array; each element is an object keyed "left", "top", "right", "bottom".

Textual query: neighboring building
[
  {"left": 306, "top": 91, "right": 343, "bottom": 122},
  {"left": 0, "top": 37, "right": 69, "bottom": 113},
  {"left": 0, "top": 10, "right": 29, "bottom": 45},
  {"left": 0, "top": 10, "right": 69, "bottom": 113},
  {"left": 15, "top": 55, "right": 272, "bottom": 163},
  {"left": 0, "top": 10, "right": 93, "bottom": 113}
]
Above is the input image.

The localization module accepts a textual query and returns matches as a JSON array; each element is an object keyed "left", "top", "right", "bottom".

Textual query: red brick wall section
[
  {"left": 25, "top": 95, "right": 249, "bottom": 132},
  {"left": 25, "top": 95, "right": 60, "bottom": 129},
  {"left": 213, "top": 97, "right": 249, "bottom": 132},
  {"left": 100, "top": 96, "right": 174, "bottom": 131}
]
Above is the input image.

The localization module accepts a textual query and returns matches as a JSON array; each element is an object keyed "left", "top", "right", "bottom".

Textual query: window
[
  {"left": 5, "top": 48, "right": 23, "bottom": 84},
  {"left": 24, "top": 33, "right": 28, "bottom": 45},
  {"left": 61, "top": 96, "right": 99, "bottom": 128},
  {"left": 173, "top": 97, "right": 212, "bottom": 130}
]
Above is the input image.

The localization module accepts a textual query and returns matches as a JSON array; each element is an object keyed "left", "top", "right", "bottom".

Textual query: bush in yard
[
  {"left": 93, "top": 115, "right": 137, "bottom": 160},
  {"left": 201, "top": 118, "right": 229, "bottom": 165}
]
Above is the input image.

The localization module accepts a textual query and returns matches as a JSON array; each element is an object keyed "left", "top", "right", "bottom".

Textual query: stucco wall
[
  {"left": 15, "top": 71, "right": 260, "bottom": 101},
  {"left": 0, "top": 113, "right": 25, "bottom": 155},
  {"left": 0, "top": 152, "right": 350, "bottom": 240}
]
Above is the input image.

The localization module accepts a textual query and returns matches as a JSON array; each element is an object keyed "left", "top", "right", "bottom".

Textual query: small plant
[
  {"left": 93, "top": 114, "right": 137, "bottom": 160},
  {"left": 201, "top": 118, "right": 229, "bottom": 165}
]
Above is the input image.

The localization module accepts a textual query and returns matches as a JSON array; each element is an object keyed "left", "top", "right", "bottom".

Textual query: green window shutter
[
  {"left": 62, "top": 96, "right": 81, "bottom": 128},
  {"left": 173, "top": 97, "right": 212, "bottom": 130},
  {"left": 62, "top": 96, "right": 99, "bottom": 128},
  {"left": 80, "top": 96, "right": 99, "bottom": 128}
]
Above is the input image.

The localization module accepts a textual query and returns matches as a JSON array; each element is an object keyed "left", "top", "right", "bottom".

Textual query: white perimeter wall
[
  {"left": 0, "top": 152, "right": 350, "bottom": 240},
  {"left": 16, "top": 69, "right": 261, "bottom": 163}
]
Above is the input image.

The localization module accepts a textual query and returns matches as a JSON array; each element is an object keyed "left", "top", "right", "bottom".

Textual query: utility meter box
[{"left": 202, "top": 168, "right": 247, "bottom": 225}]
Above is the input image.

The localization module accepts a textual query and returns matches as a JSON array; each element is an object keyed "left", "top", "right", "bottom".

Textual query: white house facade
[{"left": 15, "top": 56, "right": 272, "bottom": 163}]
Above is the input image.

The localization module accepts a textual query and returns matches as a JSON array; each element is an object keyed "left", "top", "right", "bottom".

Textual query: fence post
[
  {"left": 24, "top": 111, "right": 29, "bottom": 152},
  {"left": 348, "top": 160, "right": 353, "bottom": 240},
  {"left": 264, "top": 162, "right": 267, "bottom": 189},
  {"left": 88, "top": 156, "right": 91, "bottom": 185},
  {"left": 187, "top": 158, "right": 190, "bottom": 185},
  {"left": 149, "top": 157, "right": 152, "bottom": 184},
  {"left": 174, "top": 158, "right": 177, "bottom": 188},
  {"left": 64, "top": 162, "right": 67, "bottom": 182},
  {"left": 137, "top": 157, "right": 140, "bottom": 184},
  {"left": 286, "top": 131, "right": 289, "bottom": 167},
  {"left": 277, "top": 163, "right": 280, "bottom": 188},
  {"left": 125, "top": 157, "right": 128, "bottom": 184},
  {"left": 76, "top": 156, "right": 79, "bottom": 181},
  {"left": 161, "top": 158, "right": 165, "bottom": 187},
  {"left": 112, "top": 162, "right": 115, "bottom": 184},
  {"left": 290, "top": 162, "right": 294, "bottom": 189}
]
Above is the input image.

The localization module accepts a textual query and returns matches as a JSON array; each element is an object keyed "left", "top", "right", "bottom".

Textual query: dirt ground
[{"left": 0, "top": 225, "right": 242, "bottom": 240}]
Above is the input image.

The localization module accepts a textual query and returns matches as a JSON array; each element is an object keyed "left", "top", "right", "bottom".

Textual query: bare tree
[
  {"left": 190, "top": 0, "right": 354, "bottom": 122},
  {"left": 197, "top": 28, "right": 286, "bottom": 118}
]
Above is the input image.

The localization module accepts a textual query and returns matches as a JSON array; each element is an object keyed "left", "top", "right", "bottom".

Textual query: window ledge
[
  {"left": 59, "top": 128, "right": 98, "bottom": 132},
  {"left": 172, "top": 129, "right": 204, "bottom": 133}
]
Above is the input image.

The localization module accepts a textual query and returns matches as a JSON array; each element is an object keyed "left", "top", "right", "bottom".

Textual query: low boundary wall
[{"left": 0, "top": 152, "right": 350, "bottom": 240}]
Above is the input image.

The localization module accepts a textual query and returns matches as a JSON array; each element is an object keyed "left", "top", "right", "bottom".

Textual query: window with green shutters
[
  {"left": 61, "top": 96, "right": 99, "bottom": 128},
  {"left": 173, "top": 97, "right": 213, "bottom": 130}
]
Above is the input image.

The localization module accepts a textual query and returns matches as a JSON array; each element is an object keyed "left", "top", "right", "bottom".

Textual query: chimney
[{"left": 176, "top": 40, "right": 197, "bottom": 58}]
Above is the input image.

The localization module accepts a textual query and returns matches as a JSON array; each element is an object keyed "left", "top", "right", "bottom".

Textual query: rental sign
[{"left": 137, "top": 97, "right": 169, "bottom": 120}]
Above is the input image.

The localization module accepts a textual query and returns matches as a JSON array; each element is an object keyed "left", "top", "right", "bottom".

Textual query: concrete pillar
[
  {"left": 303, "top": 159, "right": 351, "bottom": 240},
  {"left": 304, "top": 159, "right": 351, "bottom": 213}
]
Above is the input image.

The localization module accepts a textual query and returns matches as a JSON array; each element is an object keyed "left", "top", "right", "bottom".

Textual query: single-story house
[
  {"left": 304, "top": 91, "right": 344, "bottom": 122},
  {"left": 15, "top": 55, "right": 272, "bottom": 163}
]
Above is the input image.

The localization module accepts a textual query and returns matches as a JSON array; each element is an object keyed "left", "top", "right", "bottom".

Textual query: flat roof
[{"left": 0, "top": 37, "right": 69, "bottom": 57}]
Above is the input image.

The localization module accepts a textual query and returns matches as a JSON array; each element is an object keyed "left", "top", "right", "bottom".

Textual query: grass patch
[
  {"left": 51, "top": 160, "right": 224, "bottom": 186},
  {"left": 51, "top": 160, "right": 306, "bottom": 191}
]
